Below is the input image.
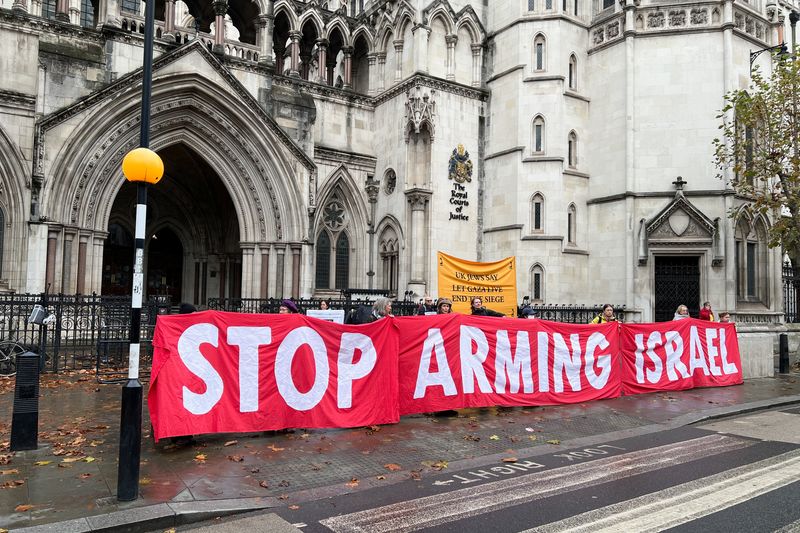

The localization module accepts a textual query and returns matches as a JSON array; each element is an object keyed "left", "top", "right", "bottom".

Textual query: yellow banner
[{"left": 437, "top": 252, "right": 517, "bottom": 316}]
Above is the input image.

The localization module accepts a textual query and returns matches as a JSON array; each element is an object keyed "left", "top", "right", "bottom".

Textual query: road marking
[
  {"left": 522, "top": 448, "right": 800, "bottom": 533},
  {"left": 319, "top": 434, "right": 752, "bottom": 533}
]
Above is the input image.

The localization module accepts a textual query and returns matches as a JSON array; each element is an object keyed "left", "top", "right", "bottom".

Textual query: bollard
[
  {"left": 10, "top": 352, "right": 41, "bottom": 451},
  {"left": 779, "top": 334, "right": 790, "bottom": 373}
]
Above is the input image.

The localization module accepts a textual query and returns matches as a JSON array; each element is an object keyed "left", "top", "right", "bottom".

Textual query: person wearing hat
[
  {"left": 279, "top": 299, "right": 299, "bottom": 314},
  {"left": 520, "top": 305, "right": 537, "bottom": 319},
  {"left": 436, "top": 298, "right": 453, "bottom": 314}
]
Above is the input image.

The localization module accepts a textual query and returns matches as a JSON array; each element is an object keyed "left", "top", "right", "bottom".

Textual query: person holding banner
[
  {"left": 436, "top": 298, "right": 453, "bottom": 314},
  {"left": 699, "top": 301, "right": 715, "bottom": 321},
  {"left": 590, "top": 304, "right": 617, "bottom": 324},
  {"left": 417, "top": 295, "right": 437, "bottom": 315},
  {"left": 673, "top": 304, "right": 690, "bottom": 320},
  {"left": 279, "top": 299, "right": 300, "bottom": 314},
  {"left": 470, "top": 297, "right": 505, "bottom": 317}
]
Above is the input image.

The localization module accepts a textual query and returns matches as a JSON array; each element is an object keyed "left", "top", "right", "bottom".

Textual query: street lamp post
[
  {"left": 749, "top": 42, "right": 788, "bottom": 73},
  {"left": 117, "top": 0, "right": 164, "bottom": 502}
]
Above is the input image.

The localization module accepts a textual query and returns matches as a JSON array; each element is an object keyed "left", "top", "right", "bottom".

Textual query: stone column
[
  {"left": 274, "top": 244, "right": 286, "bottom": 297},
  {"left": 445, "top": 34, "right": 457, "bottom": 81},
  {"left": 257, "top": 9, "right": 274, "bottom": 67},
  {"left": 163, "top": 0, "right": 177, "bottom": 42},
  {"left": 90, "top": 233, "right": 106, "bottom": 294},
  {"left": 393, "top": 40, "right": 403, "bottom": 82},
  {"left": 77, "top": 232, "right": 89, "bottom": 294},
  {"left": 69, "top": 0, "right": 80, "bottom": 24},
  {"left": 274, "top": 41, "right": 286, "bottom": 75},
  {"left": 342, "top": 46, "right": 354, "bottom": 88},
  {"left": 471, "top": 43, "right": 483, "bottom": 87},
  {"left": 219, "top": 255, "right": 227, "bottom": 299},
  {"left": 11, "top": 0, "right": 28, "bottom": 14},
  {"left": 300, "top": 47, "right": 313, "bottom": 80},
  {"left": 290, "top": 244, "right": 301, "bottom": 299},
  {"left": 240, "top": 243, "right": 255, "bottom": 298},
  {"left": 201, "top": 259, "right": 208, "bottom": 304},
  {"left": 96, "top": 0, "right": 121, "bottom": 29},
  {"left": 55, "top": 0, "right": 70, "bottom": 22},
  {"left": 61, "top": 229, "right": 76, "bottom": 293},
  {"left": 365, "top": 176, "right": 380, "bottom": 289},
  {"left": 413, "top": 25, "right": 430, "bottom": 73},
  {"left": 260, "top": 244, "right": 270, "bottom": 298},
  {"left": 405, "top": 189, "right": 432, "bottom": 293},
  {"left": 377, "top": 52, "right": 386, "bottom": 92},
  {"left": 366, "top": 52, "right": 377, "bottom": 94},
  {"left": 289, "top": 30, "right": 301, "bottom": 77},
  {"left": 212, "top": 0, "right": 228, "bottom": 55},
  {"left": 316, "top": 39, "right": 329, "bottom": 84},
  {"left": 45, "top": 227, "right": 60, "bottom": 292}
]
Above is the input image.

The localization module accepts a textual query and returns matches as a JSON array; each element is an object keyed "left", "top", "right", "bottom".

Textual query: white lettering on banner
[
  {"left": 634, "top": 334, "right": 646, "bottom": 383},
  {"left": 585, "top": 332, "right": 611, "bottom": 389},
  {"left": 705, "top": 328, "right": 722, "bottom": 376},
  {"left": 275, "top": 326, "right": 329, "bottom": 411},
  {"left": 460, "top": 326, "right": 493, "bottom": 394},
  {"left": 646, "top": 331, "right": 664, "bottom": 384},
  {"left": 537, "top": 332, "right": 550, "bottom": 392},
  {"left": 494, "top": 330, "right": 533, "bottom": 394},
  {"left": 664, "top": 331, "right": 690, "bottom": 381},
  {"left": 689, "top": 326, "right": 711, "bottom": 376},
  {"left": 553, "top": 333, "right": 582, "bottom": 393},
  {"left": 227, "top": 326, "right": 271, "bottom": 413},
  {"left": 414, "top": 329, "right": 457, "bottom": 399},
  {"left": 719, "top": 328, "right": 738, "bottom": 374},
  {"left": 337, "top": 333, "right": 377, "bottom": 409},
  {"left": 178, "top": 323, "right": 223, "bottom": 415}
]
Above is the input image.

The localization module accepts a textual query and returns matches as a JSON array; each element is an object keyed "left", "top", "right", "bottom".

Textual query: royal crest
[{"left": 448, "top": 144, "right": 473, "bottom": 183}]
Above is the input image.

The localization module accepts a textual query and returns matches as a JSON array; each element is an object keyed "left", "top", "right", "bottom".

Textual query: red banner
[
  {"left": 397, "top": 315, "right": 621, "bottom": 414},
  {"left": 619, "top": 318, "right": 742, "bottom": 394},
  {"left": 149, "top": 311, "right": 399, "bottom": 441},
  {"left": 148, "top": 312, "right": 742, "bottom": 440}
]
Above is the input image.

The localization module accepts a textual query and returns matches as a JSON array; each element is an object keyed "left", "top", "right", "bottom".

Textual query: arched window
[
  {"left": 531, "top": 193, "right": 545, "bottom": 233},
  {"left": 568, "top": 54, "right": 577, "bottom": 90},
  {"left": 120, "top": 0, "right": 140, "bottom": 14},
  {"left": 532, "top": 115, "right": 546, "bottom": 154},
  {"left": 531, "top": 264, "right": 545, "bottom": 302},
  {"left": 335, "top": 233, "right": 350, "bottom": 289},
  {"left": 315, "top": 192, "right": 351, "bottom": 290},
  {"left": 735, "top": 216, "right": 768, "bottom": 303},
  {"left": 315, "top": 231, "right": 331, "bottom": 288},
  {"left": 574, "top": 0, "right": 579, "bottom": 15},
  {"left": 533, "top": 34, "right": 546, "bottom": 72},
  {"left": 528, "top": 0, "right": 536, "bottom": 11},
  {"left": 41, "top": 0, "right": 56, "bottom": 18},
  {"left": 567, "top": 204, "right": 577, "bottom": 244},
  {"left": 545, "top": 0, "right": 553, "bottom": 10},
  {"left": 568, "top": 131, "right": 578, "bottom": 167},
  {"left": 602, "top": 0, "right": 614, "bottom": 9},
  {"left": 379, "top": 226, "right": 399, "bottom": 294}
]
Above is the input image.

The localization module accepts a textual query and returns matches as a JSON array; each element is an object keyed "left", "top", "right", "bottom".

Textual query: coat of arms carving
[{"left": 448, "top": 144, "right": 473, "bottom": 183}]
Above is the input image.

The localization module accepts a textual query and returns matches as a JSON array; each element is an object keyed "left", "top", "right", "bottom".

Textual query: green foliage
[{"left": 713, "top": 47, "right": 800, "bottom": 256}]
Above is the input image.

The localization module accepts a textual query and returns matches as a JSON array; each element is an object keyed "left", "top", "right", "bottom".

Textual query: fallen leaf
[
  {"left": 140, "top": 477, "right": 151, "bottom": 485},
  {"left": 278, "top": 480, "right": 290, "bottom": 487},
  {"left": 431, "top": 461, "right": 448, "bottom": 471},
  {"left": 250, "top": 467, "right": 261, "bottom": 474},
  {"left": 163, "top": 529, "right": 176, "bottom": 533},
  {"left": 410, "top": 470, "right": 422, "bottom": 480},
  {"left": 89, "top": 440, "right": 104, "bottom": 447},
  {"left": 61, "top": 457, "right": 83, "bottom": 463},
  {"left": 224, "top": 440, "right": 238, "bottom": 447},
  {"left": 510, "top": 436, "right": 520, "bottom": 443},
  {"left": 57, "top": 464, "right": 72, "bottom": 469},
  {"left": 267, "top": 444, "right": 285, "bottom": 452},
  {"left": 384, "top": 463, "right": 402, "bottom": 471},
  {"left": 0, "top": 469, "right": 19, "bottom": 475},
  {"left": 376, "top": 475, "right": 386, "bottom": 480},
  {"left": 79, "top": 473, "right": 92, "bottom": 479},
  {"left": 525, "top": 427, "right": 535, "bottom": 432},
  {"left": 502, "top": 457, "right": 518, "bottom": 463},
  {"left": 14, "top": 504, "right": 33, "bottom": 512},
  {"left": 528, "top": 435, "right": 538, "bottom": 442},
  {"left": 259, "top": 480, "right": 269, "bottom": 488},
  {"left": 489, "top": 435, "right": 500, "bottom": 441},
  {"left": 345, "top": 477, "right": 359, "bottom": 488},
  {"left": 194, "top": 454, "right": 207, "bottom": 462},
  {"left": 227, "top": 455, "right": 244, "bottom": 462},
  {"left": 463, "top": 434, "right": 480, "bottom": 442},
  {"left": 0, "top": 455, "right": 10, "bottom": 465},
  {"left": 278, "top": 494, "right": 289, "bottom": 500},
  {"left": 546, "top": 439, "right": 561, "bottom": 445},
  {"left": 1, "top": 527, "right": 8, "bottom": 533},
  {"left": 288, "top": 505, "right": 300, "bottom": 510},
  {"left": 0, "top": 479, "right": 25, "bottom": 488},
  {"left": 83, "top": 457, "right": 96, "bottom": 463},
  {"left": 33, "top": 461, "right": 52, "bottom": 466}
]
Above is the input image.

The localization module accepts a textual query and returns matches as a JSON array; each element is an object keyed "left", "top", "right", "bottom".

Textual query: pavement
[{"left": 1, "top": 370, "right": 800, "bottom": 533}]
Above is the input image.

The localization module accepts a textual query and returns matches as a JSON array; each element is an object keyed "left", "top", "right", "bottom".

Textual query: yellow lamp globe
[{"left": 122, "top": 147, "right": 164, "bottom": 184}]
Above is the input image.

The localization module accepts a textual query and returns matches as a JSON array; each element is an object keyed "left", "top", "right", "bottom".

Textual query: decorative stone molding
[
  {"left": 690, "top": 8, "right": 708, "bottom": 25},
  {"left": 404, "top": 83, "right": 436, "bottom": 142},
  {"left": 405, "top": 188, "right": 432, "bottom": 211},
  {"left": 647, "top": 11, "right": 665, "bottom": 28},
  {"left": 364, "top": 176, "right": 380, "bottom": 203},
  {"left": 669, "top": 10, "right": 686, "bottom": 27}
]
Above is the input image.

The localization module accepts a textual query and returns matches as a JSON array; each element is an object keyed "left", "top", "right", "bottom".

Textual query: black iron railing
[
  {"left": 783, "top": 261, "right": 800, "bottom": 323},
  {"left": 524, "top": 304, "right": 628, "bottom": 324}
]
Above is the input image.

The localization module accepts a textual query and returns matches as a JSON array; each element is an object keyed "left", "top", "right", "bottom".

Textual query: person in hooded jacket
[{"left": 470, "top": 297, "right": 505, "bottom": 317}]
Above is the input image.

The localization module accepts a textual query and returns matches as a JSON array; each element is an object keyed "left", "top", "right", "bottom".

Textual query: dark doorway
[
  {"left": 654, "top": 256, "right": 700, "bottom": 321},
  {"left": 102, "top": 223, "right": 134, "bottom": 295},
  {"left": 147, "top": 228, "right": 183, "bottom": 303}
]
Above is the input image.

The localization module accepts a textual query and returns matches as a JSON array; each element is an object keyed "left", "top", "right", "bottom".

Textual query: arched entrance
[{"left": 101, "top": 143, "right": 241, "bottom": 305}]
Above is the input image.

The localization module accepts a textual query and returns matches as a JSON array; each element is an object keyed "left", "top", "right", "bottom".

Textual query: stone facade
[{"left": 0, "top": 0, "right": 796, "bottom": 329}]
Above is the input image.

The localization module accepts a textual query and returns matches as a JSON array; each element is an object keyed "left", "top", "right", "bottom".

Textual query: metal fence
[
  {"left": 783, "top": 261, "right": 800, "bottom": 323},
  {"left": 206, "top": 296, "right": 421, "bottom": 317},
  {"left": 525, "top": 304, "right": 628, "bottom": 323}
]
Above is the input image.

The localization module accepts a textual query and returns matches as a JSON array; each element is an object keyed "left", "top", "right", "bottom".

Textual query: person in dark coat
[
  {"left": 417, "top": 295, "right": 437, "bottom": 315},
  {"left": 437, "top": 298, "right": 453, "bottom": 314},
  {"left": 470, "top": 297, "right": 504, "bottom": 317},
  {"left": 278, "top": 299, "right": 299, "bottom": 314}
]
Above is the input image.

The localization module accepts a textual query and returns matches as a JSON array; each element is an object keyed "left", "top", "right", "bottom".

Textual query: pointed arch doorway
[{"left": 101, "top": 143, "right": 242, "bottom": 305}]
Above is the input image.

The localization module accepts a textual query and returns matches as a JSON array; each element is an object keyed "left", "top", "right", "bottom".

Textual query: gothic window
[
  {"left": 531, "top": 193, "right": 545, "bottom": 232},
  {"left": 315, "top": 193, "right": 351, "bottom": 290},
  {"left": 528, "top": 0, "right": 536, "bottom": 10},
  {"left": 562, "top": 0, "right": 567, "bottom": 11},
  {"left": 545, "top": 0, "right": 553, "bottom": 10},
  {"left": 734, "top": 216, "right": 768, "bottom": 303},
  {"left": 80, "top": 0, "right": 95, "bottom": 27},
  {"left": 532, "top": 115, "right": 546, "bottom": 154},
  {"left": 531, "top": 264, "right": 545, "bottom": 302},
  {"left": 379, "top": 226, "right": 399, "bottom": 294},
  {"left": 568, "top": 54, "right": 577, "bottom": 89},
  {"left": 568, "top": 131, "right": 578, "bottom": 167},
  {"left": 41, "top": 0, "right": 56, "bottom": 19},
  {"left": 567, "top": 204, "right": 577, "bottom": 244},
  {"left": 602, "top": 0, "right": 614, "bottom": 9},
  {"left": 121, "top": 0, "right": 140, "bottom": 13},
  {"left": 0, "top": 207, "right": 5, "bottom": 278},
  {"left": 534, "top": 35, "right": 546, "bottom": 71},
  {"left": 575, "top": 0, "right": 579, "bottom": 15}
]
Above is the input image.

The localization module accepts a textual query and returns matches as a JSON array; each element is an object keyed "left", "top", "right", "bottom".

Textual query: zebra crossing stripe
[
  {"left": 521, "top": 448, "right": 800, "bottom": 533},
  {"left": 319, "top": 434, "right": 752, "bottom": 533}
]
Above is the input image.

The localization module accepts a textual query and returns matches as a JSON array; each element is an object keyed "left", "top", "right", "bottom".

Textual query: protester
[
  {"left": 699, "top": 301, "right": 715, "bottom": 321},
  {"left": 520, "top": 305, "right": 537, "bottom": 319},
  {"left": 372, "top": 297, "right": 393, "bottom": 320},
  {"left": 417, "top": 295, "right": 437, "bottom": 315},
  {"left": 179, "top": 302, "right": 197, "bottom": 314},
  {"left": 436, "top": 298, "right": 453, "bottom": 314},
  {"left": 673, "top": 304, "right": 690, "bottom": 320},
  {"left": 590, "top": 304, "right": 617, "bottom": 324},
  {"left": 470, "top": 297, "right": 505, "bottom": 317},
  {"left": 719, "top": 312, "right": 731, "bottom": 323},
  {"left": 279, "top": 299, "right": 299, "bottom": 314},
  {"left": 319, "top": 299, "right": 330, "bottom": 310}
]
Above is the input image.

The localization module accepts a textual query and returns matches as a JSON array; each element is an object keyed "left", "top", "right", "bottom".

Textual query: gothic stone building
[{"left": 0, "top": 0, "right": 795, "bottom": 344}]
